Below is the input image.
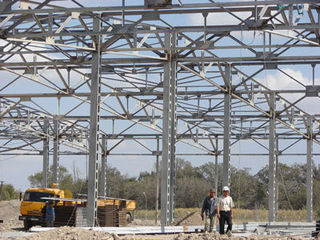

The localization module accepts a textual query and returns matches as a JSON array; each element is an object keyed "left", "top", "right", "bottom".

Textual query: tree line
[
  {"left": 0, "top": 182, "right": 19, "bottom": 200},
  {"left": 3, "top": 158, "right": 320, "bottom": 217}
]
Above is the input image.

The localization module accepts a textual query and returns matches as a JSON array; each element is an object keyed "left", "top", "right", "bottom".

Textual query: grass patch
[{"left": 134, "top": 208, "right": 310, "bottom": 224}]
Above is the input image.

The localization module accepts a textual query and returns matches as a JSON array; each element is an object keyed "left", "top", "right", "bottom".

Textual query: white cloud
[
  {"left": 264, "top": 68, "right": 310, "bottom": 90},
  {"left": 189, "top": 11, "right": 251, "bottom": 26},
  {"left": 187, "top": 8, "right": 305, "bottom": 44},
  {"left": 259, "top": 68, "right": 320, "bottom": 115}
]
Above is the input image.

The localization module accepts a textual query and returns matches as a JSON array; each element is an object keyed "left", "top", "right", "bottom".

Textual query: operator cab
[{"left": 23, "top": 192, "right": 54, "bottom": 202}]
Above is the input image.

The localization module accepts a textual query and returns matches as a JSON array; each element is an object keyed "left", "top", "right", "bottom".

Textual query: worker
[
  {"left": 201, "top": 188, "right": 218, "bottom": 232},
  {"left": 217, "top": 186, "right": 234, "bottom": 236},
  {"left": 45, "top": 201, "right": 55, "bottom": 227},
  {"left": 41, "top": 202, "right": 47, "bottom": 225}
]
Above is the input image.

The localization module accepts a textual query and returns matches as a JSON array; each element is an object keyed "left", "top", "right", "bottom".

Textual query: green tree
[
  {"left": 176, "top": 158, "right": 202, "bottom": 179},
  {"left": 176, "top": 176, "right": 209, "bottom": 208},
  {"left": 28, "top": 165, "right": 73, "bottom": 190},
  {"left": 102, "top": 165, "right": 126, "bottom": 198},
  {"left": 123, "top": 172, "right": 157, "bottom": 210},
  {"left": 25, "top": 159, "right": 316, "bottom": 211},
  {"left": 0, "top": 184, "right": 19, "bottom": 200},
  {"left": 255, "top": 163, "right": 310, "bottom": 210},
  {"left": 230, "top": 167, "right": 260, "bottom": 209},
  {"left": 198, "top": 162, "right": 218, "bottom": 187}
]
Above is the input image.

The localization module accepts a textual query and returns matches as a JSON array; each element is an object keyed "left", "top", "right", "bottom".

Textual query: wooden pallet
[{"left": 97, "top": 206, "right": 127, "bottom": 227}]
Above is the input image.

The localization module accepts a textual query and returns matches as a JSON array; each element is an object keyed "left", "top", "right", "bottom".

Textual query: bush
[{"left": 0, "top": 184, "right": 19, "bottom": 200}]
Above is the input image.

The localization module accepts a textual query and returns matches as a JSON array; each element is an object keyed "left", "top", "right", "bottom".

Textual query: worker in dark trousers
[
  {"left": 217, "top": 186, "right": 234, "bottom": 236},
  {"left": 45, "top": 201, "right": 55, "bottom": 227},
  {"left": 201, "top": 188, "right": 218, "bottom": 232},
  {"left": 41, "top": 202, "right": 47, "bottom": 226}
]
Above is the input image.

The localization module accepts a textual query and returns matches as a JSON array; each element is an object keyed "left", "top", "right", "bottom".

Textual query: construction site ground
[{"left": 0, "top": 200, "right": 315, "bottom": 240}]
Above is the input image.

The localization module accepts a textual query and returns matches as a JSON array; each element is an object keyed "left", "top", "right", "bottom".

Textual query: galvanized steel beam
[
  {"left": 101, "top": 135, "right": 107, "bottom": 197},
  {"left": 87, "top": 16, "right": 101, "bottom": 227},
  {"left": 42, "top": 119, "right": 49, "bottom": 188},
  {"left": 268, "top": 93, "right": 276, "bottom": 222},
  {"left": 306, "top": 116, "right": 313, "bottom": 222},
  {"left": 52, "top": 119, "right": 59, "bottom": 185},
  {"left": 155, "top": 137, "right": 160, "bottom": 225},
  {"left": 222, "top": 65, "right": 231, "bottom": 188},
  {"left": 161, "top": 32, "right": 174, "bottom": 230},
  {"left": 169, "top": 32, "right": 177, "bottom": 224}
]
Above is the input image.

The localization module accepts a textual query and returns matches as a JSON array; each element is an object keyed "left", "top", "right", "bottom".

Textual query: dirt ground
[
  {"left": 0, "top": 200, "right": 23, "bottom": 232},
  {"left": 3, "top": 227, "right": 313, "bottom": 240},
  {"left": 175, "top": 211, "right": 203, "bottom": 226},
  {"left": 0, "top": 200, "right": 314, "bottom": 240}
]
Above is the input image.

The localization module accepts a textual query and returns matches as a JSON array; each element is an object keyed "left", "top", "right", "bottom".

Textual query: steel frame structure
[{"left": 0, "top": 0, "right": 319, "bottom": 227}]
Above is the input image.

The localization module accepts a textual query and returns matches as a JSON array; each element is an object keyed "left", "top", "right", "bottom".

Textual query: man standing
[
  {"left": 41, "top": 202, "right": 47, "bottom": 227},
  {"left": 45, "top": 201, "right": 55, "bottom": 227},
  {"left": 217, "top": 186, "right": 234, "bottom": 235},
  {"left": 201, "top": 189, "right": 218, "bottom": 232}
]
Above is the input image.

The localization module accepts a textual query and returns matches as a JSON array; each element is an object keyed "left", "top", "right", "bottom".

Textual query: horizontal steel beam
[
  {"left": 0, "top": 152, "right": 319, "bottom": 156},
  {"left": 0, "top": 114, "right": 314, "bottom": 121},
  {"left": 0, "top": 89, "right": 308, "bottom": 98},
  {"left": 2, "top": 1, "right": 318, "bottom": 14},
  {"left": 2, "top": 57, "right": 320, "bottom": 68},
  {"left": 0, "top": 133, "right": 311, "bottom": 139},
  {"left": 5, "top": 23, "right": 320, "bottom": 38}
]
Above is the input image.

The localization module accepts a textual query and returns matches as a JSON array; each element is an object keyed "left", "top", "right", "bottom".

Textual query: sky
[{"left": 0, "top": 0, "right": 320, "bottom": 191}]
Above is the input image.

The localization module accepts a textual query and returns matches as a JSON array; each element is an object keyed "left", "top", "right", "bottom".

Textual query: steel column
[
  {"left": 215, "top": 136, "right": 219, "bottom": 193},
  {"left": 42, "top": 119, "right": 49, "bottom": 188},
  {"left": 101, "top": 135, "right": 107, "bottom": 197},
  {"left": 52, "top": 119, "right": 59, "bottom": 185},
  {"left": 169, "top": 32, "right": 177, "bottom": 224},
  {"left": 306, "top": 116, "right": 313, "bottom": 222},
  {"left": 87, "top": 16, "right": 101, "bottom": 227},
  {"left": 161, "top": 32, "right": 173, "bottom": 230},
  {"left": 268, "top": 93, "right": 276, "bottom": 222},
  {"left": 222, "top": 64, "right": 231, "bottom": 188},
  {"left": 155, "top": 137, "right": 160, "bottom": 225},
  {"left": 275, "top": 136, "right": 279, "bottom": 220}
]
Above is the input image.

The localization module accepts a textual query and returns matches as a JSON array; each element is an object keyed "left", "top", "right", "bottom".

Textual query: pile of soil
[
  {"left": 14, "top": 227, "right": 116, "bottom": 240},
  {"left": 0, "top": 200, "right": 23, "bottom": 232},
  {"left": 173, "top": 232, "right": 310, "bottom": 240},
  {"left": 122, "top": 232, "right": 312, "bottom": 240}
]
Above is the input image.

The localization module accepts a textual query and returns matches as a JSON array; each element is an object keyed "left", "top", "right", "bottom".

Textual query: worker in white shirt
[{"left": 217, "top": 186, "right": 234, "bottom": 235}]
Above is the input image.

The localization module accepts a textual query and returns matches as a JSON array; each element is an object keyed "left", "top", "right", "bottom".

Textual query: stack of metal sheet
[
  {"left": 312, "top": 220, "right": 320, "bottom": 237},
  {"left": 54, "top": 206, "right": 76, "bottom": 227}
]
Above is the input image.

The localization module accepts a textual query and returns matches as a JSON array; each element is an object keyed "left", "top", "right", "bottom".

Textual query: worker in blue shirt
[
  {"left": 201, "top": 189, "right": 218, "bottom": 232},
  {"left": 45, "top": 201, "right": 55, "bottom": 227}
]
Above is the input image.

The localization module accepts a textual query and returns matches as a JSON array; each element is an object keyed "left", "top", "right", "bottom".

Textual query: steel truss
[{"left": 0, "top": 0, "right": 319, "bottom": 227}]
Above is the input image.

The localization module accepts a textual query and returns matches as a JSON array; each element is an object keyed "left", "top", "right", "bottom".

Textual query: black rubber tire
[
  {"left": 23, "top": 220, "right": 32, "bottom": 231},
  {"left": 126, "top": 213, "right": 132, "bottom": 223}
]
